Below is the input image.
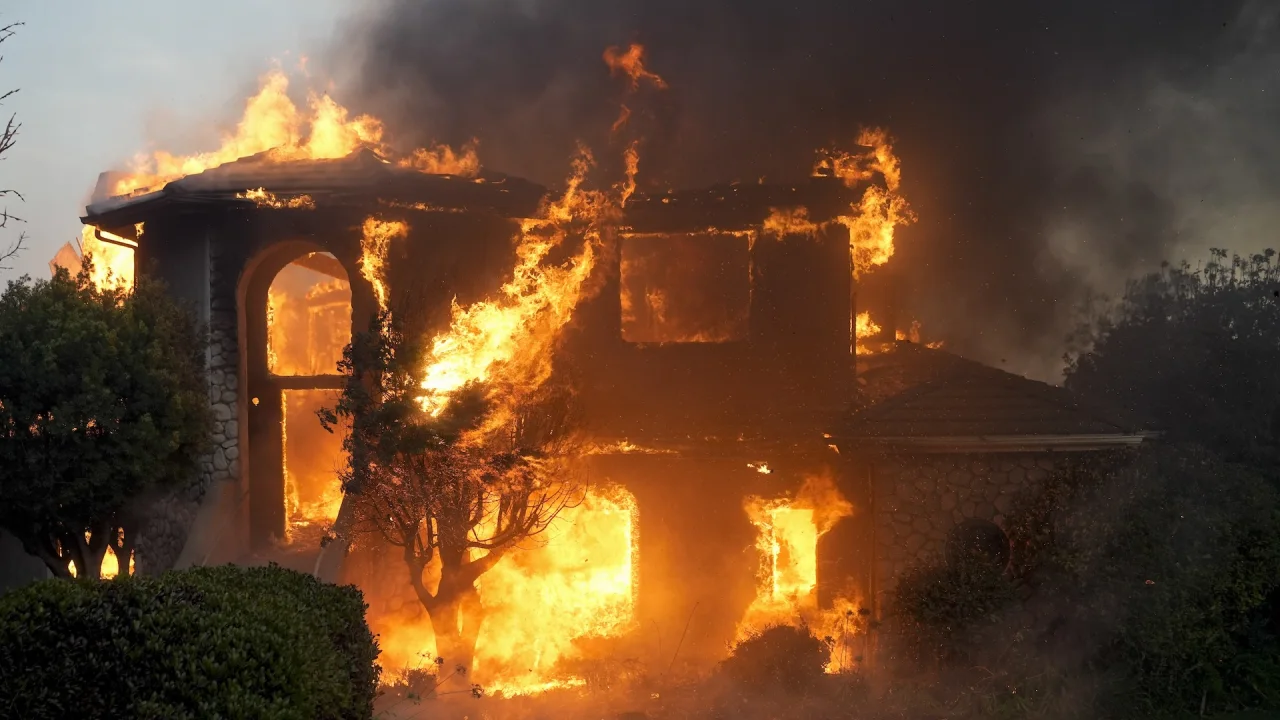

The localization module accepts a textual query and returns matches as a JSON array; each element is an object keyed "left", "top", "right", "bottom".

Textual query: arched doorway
[{"left": 240, "top": 243, "right": 356, "bottom": 552}]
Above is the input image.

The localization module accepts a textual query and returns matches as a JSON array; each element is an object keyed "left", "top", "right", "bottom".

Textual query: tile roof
[{"left": 842, "top": 342, "right": 1149, "bottom": 443}]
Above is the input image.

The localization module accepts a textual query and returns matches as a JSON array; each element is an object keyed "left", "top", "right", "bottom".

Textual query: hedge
[{"left": 0, "top": 564, "right": 380, "bottom": 719}]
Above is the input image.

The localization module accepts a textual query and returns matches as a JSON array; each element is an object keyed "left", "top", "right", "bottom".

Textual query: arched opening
[
  {"left": 240, "top": 242, "right": 358, "bottom": 552},
  {"left": 945, "top": 518, "right": 1011, "bottom": 570},
  {"left": 267, "top": 253, "right": 352, "bottom": 548}
]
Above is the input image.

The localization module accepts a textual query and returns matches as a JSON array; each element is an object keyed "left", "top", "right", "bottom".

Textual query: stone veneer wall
[
  {"left": 135, "top": 235, "right": 243, "bottom": 574},
  {"left": 872, "top": 453, "right": 1066, "bottom": 601}
]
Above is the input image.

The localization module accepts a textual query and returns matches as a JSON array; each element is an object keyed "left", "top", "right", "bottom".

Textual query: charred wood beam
[{"left": 268, "top": 375, "right": 347, "bottom": 391}]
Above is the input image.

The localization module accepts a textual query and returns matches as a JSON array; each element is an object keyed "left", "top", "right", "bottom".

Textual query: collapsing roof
[{"left": 837, "top": 342, "right": 1153, "bottom": 452}]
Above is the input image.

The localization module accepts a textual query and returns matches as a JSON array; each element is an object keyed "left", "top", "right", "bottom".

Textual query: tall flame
[
  {"left": 416, "top": 145, "right": 609, "bottom": 424},
  {"left": 819, "top": 128, "right": 916, "bottom": 278},
  {"left": 359, "top": 218, "right": 407, "bottom": 313}
]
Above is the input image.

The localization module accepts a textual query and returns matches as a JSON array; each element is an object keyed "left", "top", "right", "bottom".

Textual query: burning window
[
  {"left": 620, "top": 232, "right": 751, "bottom": 343},
  {"left": 282, "top": 389, "right": 348, "bottom": 546},
  {"left": 737, "top": 473, "right": 868, "bottom": 673},
  {"left": 267, "top": 253, "right": 351, "bottom": 376}
]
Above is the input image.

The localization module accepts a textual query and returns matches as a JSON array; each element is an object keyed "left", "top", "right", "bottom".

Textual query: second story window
[{"left": 620, "top": 232, "right": 751, "bottom": 344}]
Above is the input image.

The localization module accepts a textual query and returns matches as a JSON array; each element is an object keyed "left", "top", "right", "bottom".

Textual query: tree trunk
[
  {"left": 420, "top": 564, "right": 486, "bottom": 682},
  {"left": 426, "top": 588, "right": 484, "bottom": 683}
]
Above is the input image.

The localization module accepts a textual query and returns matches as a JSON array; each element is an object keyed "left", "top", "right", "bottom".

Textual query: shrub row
[{"left": 0, "top": 564, "right": 380, "bottom": 720}]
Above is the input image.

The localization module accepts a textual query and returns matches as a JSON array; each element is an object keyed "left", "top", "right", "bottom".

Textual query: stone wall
[
  {"left": 872, "top": 453, "right": 1065, "bottom": 601},
  {"left": 135, "top": 231, "right": 243, "bottom": 573}
]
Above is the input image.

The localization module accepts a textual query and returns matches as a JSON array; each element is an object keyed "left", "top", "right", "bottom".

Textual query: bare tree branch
[{"left": 0, "top": 21, "right": 22, "bottom": 272}]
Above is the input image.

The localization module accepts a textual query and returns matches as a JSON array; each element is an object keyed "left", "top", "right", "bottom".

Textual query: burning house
[{"left": 62, "top": 62, "right": 1151, "bottom": 693}]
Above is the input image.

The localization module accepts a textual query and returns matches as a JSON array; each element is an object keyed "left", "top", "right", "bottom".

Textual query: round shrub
[
  {"left": 721, "top": 624, "right": 829, "bottom": 695},
  {"left": 0, "top": 564, "right": 380, "bottom": 719}
]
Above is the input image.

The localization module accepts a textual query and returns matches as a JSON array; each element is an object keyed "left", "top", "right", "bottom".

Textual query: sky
[{"left": 0, "top": 0, "right": 348, "bottom": 279}]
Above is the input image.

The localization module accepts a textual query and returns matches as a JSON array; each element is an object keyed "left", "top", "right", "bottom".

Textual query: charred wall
[
  {"left": 589, "top": 451, "right": 862, "bottom": 667},
  {"left": 567, "top": 223, "right": 853, "bottom": 444}
]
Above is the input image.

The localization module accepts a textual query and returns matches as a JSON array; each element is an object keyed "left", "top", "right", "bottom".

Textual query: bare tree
[
  {"left": 321, "top": 311, "right": 583, "bottom": 674},
  {"left": 0, "top": 22, "right": 24, "bottom": 271}
]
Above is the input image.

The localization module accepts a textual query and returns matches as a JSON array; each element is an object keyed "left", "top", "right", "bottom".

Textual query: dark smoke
[{"left": 330, "top": 0, "right": 1275, "bottom": 381}]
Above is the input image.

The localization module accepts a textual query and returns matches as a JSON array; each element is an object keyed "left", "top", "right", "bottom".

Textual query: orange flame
[
  {"left": 855, "top": 311, "right": 881, "bottom": 354},
  {"left": 619, "top": 141, "right": 640, "bottom": 207},
  {"left": 359, "top": 218, "right": 408, "bottom": 313},
  {"left": 398, "top": 139, "right": 481, "bottom": 177},
  {"left": 416, "top": 144, "right": 608, "bottom": 426},
  {"left": 762, "top": 129, "right": 914, "bottom": 278},
  {"left": 78, "top": 226, "right": 135, "bottom": 291},
  {"left": 110, "top": 69, "right": 477, "bottom": 198},
  {"left": 603, "top": 43, "right": 667, "bottom": 91},
  {"left": 236, "top": 187, "right": 316, "bottom": 209},
  {"left": 472, "top": 485, "right": 637, "bottom": 695},
  {"left": 736, "top": 472, "right": 866, "bottom": 672}
]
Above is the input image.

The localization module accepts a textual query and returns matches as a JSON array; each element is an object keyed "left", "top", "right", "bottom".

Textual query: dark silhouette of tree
[
  {"left": 0, "top": 21, "right": 25, "bottom": 271},
  {"left": 321, "top": 310, "right": 582, "bottom": 673},
  {"left": 0, "top": 266, "right": 212, "bottom": 578},
  {"left": 1065, "top": 248, "right": 1280, "bottom": 470}
]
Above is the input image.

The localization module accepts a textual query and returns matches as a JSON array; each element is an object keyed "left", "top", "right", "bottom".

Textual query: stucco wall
[{"left": 872, "top": 453, "right": 1065, "bottom": 602}]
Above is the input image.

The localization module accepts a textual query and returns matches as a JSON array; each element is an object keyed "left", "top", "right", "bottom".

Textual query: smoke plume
[{"left": 329, "top": 0, "right": 1273, "bottom": 381}]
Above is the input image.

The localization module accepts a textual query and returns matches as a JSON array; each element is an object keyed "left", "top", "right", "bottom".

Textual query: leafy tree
[
  {"left": 0, "top": 21, "right": 25, "bottom": 271},
  {"left": 321, "top": 311, "right": 581, "bottom": 673},
  {"left": 1064, "top": 248, "right": 1280, "bottom": 470},
  {"left": 0, "top": 265, "right": 211, "bottom": 578}
]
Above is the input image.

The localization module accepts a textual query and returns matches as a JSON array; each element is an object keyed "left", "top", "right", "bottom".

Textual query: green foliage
[
  {"left": 1043, "top": 447, "right": 1280, "bottom": 716},
  {"left": 721, "top": 624, "right": 830, "bottom": 695},
  {"left": 1065, "top": 248, "right": 1280, "bottom": 469},
  {"left": 892, "top": 544, "right": 1018, "bottom": 664},
  {"left": 0, "top": 564, "right": 380, "bottom": 720},
  {"left": 0, "top": 266, "right": 211, "bottom": 577}
]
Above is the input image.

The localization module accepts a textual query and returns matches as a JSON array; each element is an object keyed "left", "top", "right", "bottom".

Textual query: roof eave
[{"left": 835, "top": 431, "right": 1160, "bottom": 454}]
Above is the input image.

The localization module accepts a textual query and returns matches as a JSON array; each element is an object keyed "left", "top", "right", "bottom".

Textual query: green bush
[
  {"left": 721, "top": 624, "right": 829, "bottom": 695},
  {"left": 892, "top": 545, "right": 1018, "bottom": 665},
  {"left": 0, "top": 564, "right": 380, "bottom": 719}
]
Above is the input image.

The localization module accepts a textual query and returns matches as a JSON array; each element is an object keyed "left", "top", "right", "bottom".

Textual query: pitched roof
[
  {"left": 82, "top": 148, "right": 549, "bottom": 226},
  {"left": 838, "top": 342, "right": 1151, "bottom": 451}
]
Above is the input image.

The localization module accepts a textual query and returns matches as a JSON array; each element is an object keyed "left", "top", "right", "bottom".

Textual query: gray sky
[{"left": 1, "top": 0, "right": 349, "bottom": 279}]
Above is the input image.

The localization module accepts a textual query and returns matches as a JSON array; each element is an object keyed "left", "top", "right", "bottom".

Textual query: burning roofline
[{"left": 80, "top": 148, "right": 868, "bottom": 235}]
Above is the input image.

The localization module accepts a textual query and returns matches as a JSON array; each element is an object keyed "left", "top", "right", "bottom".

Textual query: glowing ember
[
  {"left": 737, "top": 472, "right": 866, "bottom": 672},
  {"left": 110, "top": 69, "right": 477, "bottom": 198},
  {"left": 236, "top": 187, "right": 315, "bottom": 209},
  {"left": 359, "top": 218, "right": 407, "bottom": 313}
]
